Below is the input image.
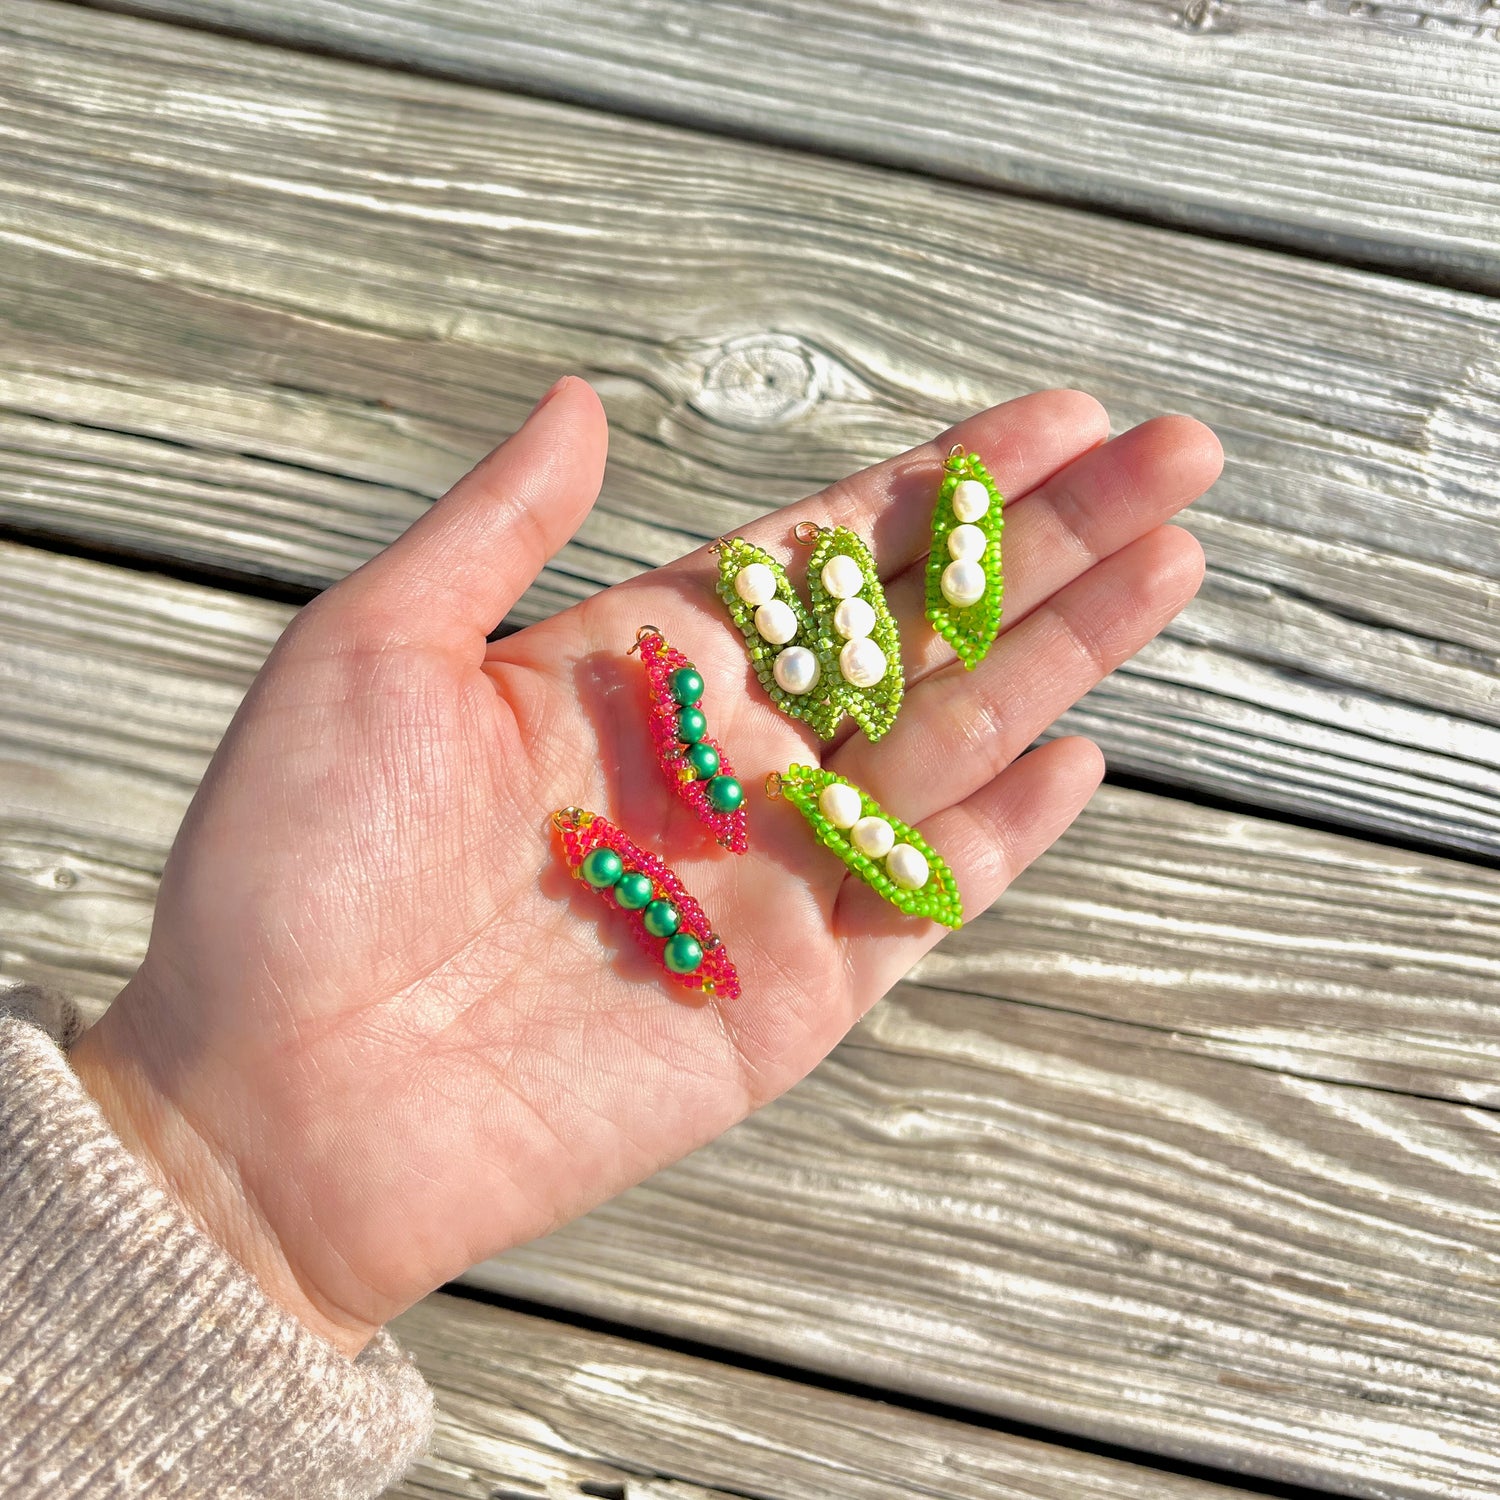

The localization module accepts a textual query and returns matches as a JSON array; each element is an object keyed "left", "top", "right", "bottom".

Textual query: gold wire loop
[
  {"left": 628, "top": 624, "right": 663, "bottom": 653},
  {"left": 793, "top": 521, "right": 823, "bottom": 546},
  {"left": 550, "top": 807, "right": 586, "bottom": 831},
  {"left": 764, "top": 771, "right": 784, "bottom": 800},
  {"left": 948, "top": 442, "right": 965, "bottom": 460},
  {"left": 709, "top": 536, "right": 732, "bottom": 556}
]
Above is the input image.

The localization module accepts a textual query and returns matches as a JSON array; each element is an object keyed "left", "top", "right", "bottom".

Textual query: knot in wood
[
  {"left": 692, "top": 334, "right": 820, "bottom": 431},
  {"left": 1179, "top": 0, "right": 1226, "bottom": 30}
]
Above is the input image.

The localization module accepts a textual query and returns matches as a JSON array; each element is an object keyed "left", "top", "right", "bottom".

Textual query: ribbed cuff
[{"left": 0, "top": 986, "right": 434, "bottom": 1499}]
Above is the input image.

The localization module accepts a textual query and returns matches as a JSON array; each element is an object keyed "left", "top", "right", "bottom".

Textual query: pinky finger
[{"left": 840, "top": 736, "right": 1106, "bottom": 1001}]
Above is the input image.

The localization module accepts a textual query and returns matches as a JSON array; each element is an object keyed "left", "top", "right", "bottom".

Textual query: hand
[{"left": 70, "top": 380, "right": 1222, "bottom": 1354}]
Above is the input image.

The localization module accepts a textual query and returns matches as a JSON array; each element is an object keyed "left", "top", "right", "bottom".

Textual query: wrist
[{"left": 69, "top": 993, "right": 378, "bottom": 1358}]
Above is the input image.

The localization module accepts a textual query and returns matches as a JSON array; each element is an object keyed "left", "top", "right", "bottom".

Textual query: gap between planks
[{"left": 387, "top": 1288, "right": 1311, "bottom": 1500}]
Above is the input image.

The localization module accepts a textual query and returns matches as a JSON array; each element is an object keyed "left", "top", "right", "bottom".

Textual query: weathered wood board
[
  {"left": 87, "top": 0, "right": 1500, "bottom": 291},
  {"left": 4, "top": 541, "right": 1497, "bottom": 1097},
  {"left": 476, "top": 986, "right": 1500, "bottom": 1499},
  {"left": 2, "top": 3, "right": 1498, "bottom": 856},
  {"left": 388, "top": 1291, "right": 1262, "bottom": 1500},
  {"left": 5, "top": 538, "right": 1500, "bottom": 1495}
]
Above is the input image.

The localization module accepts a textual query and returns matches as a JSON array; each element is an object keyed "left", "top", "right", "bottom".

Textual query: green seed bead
[
  {"left": 706, "top": 775, "right": 743, "bottom": 813},
  {"left": 676, "top": 707, "right": 707, "bottom": 744},
  {"left": 642, "top": 899, "right": 680, "bottom": 938},
  {"left": 663, "top": 931, "right": 703, "bottom": 974},
  {"left": 614, "top": 871, "right": 654, "bottom": 910},
  {"left": 671, "top": 667, "right": 704, "bottom": 706},
  {"left": 685, "top": 742, "right": 720, "bottom": 780},
  {"left": 581, "top": 847, "right": 623, "bottom": 888}
]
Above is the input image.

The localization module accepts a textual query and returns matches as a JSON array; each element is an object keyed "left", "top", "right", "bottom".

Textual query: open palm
[{"left": 71, "top": 379, "right": 1222, "bottom": 1354}]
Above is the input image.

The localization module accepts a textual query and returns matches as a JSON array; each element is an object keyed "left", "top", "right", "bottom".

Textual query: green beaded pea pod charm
[
  {"left": 714, "top": 536, "right": 841, "bottom": 740},
  {"left": 925, "top": 444, "right": 1004, "bottom": 670},
  {"left": 714, "top": 525, "right": 903, "bottom": 742},
  {"left": 800, "top": 522, "right": 903, "bottom": 741},
  {"left": 629, "top": 625, "right": 748, "bottom": 853},
  {"left": 768, "top": 763, "right": 962, "bottom": 928}
]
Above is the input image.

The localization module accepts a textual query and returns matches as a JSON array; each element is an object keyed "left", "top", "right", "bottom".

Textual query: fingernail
[{"left": 528, "top": 376, "right": 570, "bottom": 419}]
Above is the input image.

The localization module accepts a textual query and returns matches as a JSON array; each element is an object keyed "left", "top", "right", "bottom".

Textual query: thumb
[{"left": 336, "top": 376, "right": 608, "bottom": 643}]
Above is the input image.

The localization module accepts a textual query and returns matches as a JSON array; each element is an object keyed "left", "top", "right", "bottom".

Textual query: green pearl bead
[
  {"left": 676, "top": 707, "right": 707, "bottom": 744},
  {"left": 685, "top": 742, "right": 720, "bottom": 780},
  {"left": 670, "top": 667, "right": 704, "bottom": 706},
  {"left": 642, "top": 899, "right": 680, "bottom": 938},
  {"left": 581, "top": 847, "right": 623, "bottom": 889},
  {"left": 614, "top": 871, "right": 654, "bottom": 910},
  {"left": 706, "top": 775, "right": 743, "bottom": 813},
  {"left": 663, "top": 932, "right": 703, "bottom": 974}
]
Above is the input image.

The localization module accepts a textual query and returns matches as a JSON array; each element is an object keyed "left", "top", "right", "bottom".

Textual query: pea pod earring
[
  {"left": 799, "top": 522, "right": 903, "bottom": 741},
  {"left": 714, "top": 523, "right": 903, "bottom": 741},
  {"left": 767, "top": 764, "right": 962, "bottom": 928},
  {"left": 552, "top": 808, "right": 741, "bottom": 998},
  {"left": 629, "top": 626, "right": 747, "bottom": 853},
  {"left": 926, "top": 445, "right": 1004, "bottom": 669},
  {"left": 714, "top": 535, "right": 839, "bottom": 741}
]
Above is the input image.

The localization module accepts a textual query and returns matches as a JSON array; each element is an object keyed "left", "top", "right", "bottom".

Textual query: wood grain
[
  {"left": 5, "top": 538, "right": 1500, "bottom": 1494},
  {"left": 87, "top": 0, "right": 1500, "bottom": 290},
  {"left": 388, "top": 1291, "right": 1260, "bottom": 1500},
  {"left": 1, "top": 5, "right": 1497, "bottom": 857}
]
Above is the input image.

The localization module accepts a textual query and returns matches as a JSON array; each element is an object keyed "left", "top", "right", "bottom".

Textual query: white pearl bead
[
  {"left": 886, "top": 843, "right": 930, "bottom": 891},
  {"left": 820, "top": 554, "right": 864, "bottom": 599},
  {"left": 773, "top": 646, "right": 820, "bottom": 696},
  {"left": 838, "top": 637, "right": 887, "bottom": 689},
  {"left": 941, "top": 558, "right": 986, "bottom": 608},
  {"left": 951, "top": 478, "right": 990, "bottom": 523},
  {"left": 734, "top": 563, "right": 777, "bottom": 607},
  {"left": 851, "top": 816, "right": 895, "bottom": 859},
  {"left": 754, "top": 599, "right": 798, "bottom": 645},
  {"left": 833, "top": 596, "right": 876, "bottom": 640},
  {"left": 818, "top": 781, "right": 863, "bottom": 830},
  {"left": 947, "top": 523, "right": 987, "bottom": 562}
]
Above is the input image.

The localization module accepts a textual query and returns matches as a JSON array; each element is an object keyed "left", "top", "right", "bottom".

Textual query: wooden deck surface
[{"left": 2, "top": 2, "right": 1497, "bottom": 1496}]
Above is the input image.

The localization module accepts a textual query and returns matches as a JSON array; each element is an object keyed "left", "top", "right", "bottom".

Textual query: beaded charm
[
  {"left": 552, "top": 808, "right": 740, "bottom": 998},
  {"left": 767, "top": 764, "right": 962, "bottom": 928},
  {"left": 715, "top": 523, "right": 902, "bottom": 741},
  {"left": 926, "top": 445, "right": 1004, "bottom": 670},
  {"left": 801, "top": 523, "right": 903, "bottom": 741},
  {"left": 629, "top": 626, "right": 748, "bottom": 853}
]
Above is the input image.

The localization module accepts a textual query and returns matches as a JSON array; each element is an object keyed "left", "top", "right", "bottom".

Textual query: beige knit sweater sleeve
[{"left": 0, "top": 985, "right": 434, "bottom": 1499}]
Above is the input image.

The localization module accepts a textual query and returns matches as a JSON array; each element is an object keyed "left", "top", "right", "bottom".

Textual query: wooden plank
[
  {"left": 90, "top": 0, "right": 1500, "bottom": 291},
  {"left": 5, "top": 541, "right": 1500, "bottom": 1494},
  {"left": 3, "top": 4, "right": 1499, "bottom": 855},
  {"left": 4, "top": 540, "right": 1496, "bottom": 1098},
  {"left": 387, "top": 1291, "right": 1261, "bottom": 1500}
]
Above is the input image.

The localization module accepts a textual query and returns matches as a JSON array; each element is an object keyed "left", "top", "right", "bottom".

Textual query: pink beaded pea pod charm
[
  {"left": 552, "top": 808, "right": 740, "bottom": 999},
  {"left": 629, "top": 626, "right": 748, "bottom": 853}
]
